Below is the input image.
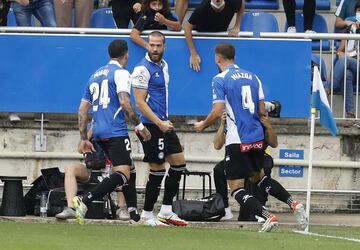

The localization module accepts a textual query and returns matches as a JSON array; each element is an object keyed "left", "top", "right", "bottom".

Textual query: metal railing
[
  {"left": 0, "top": 26, "right": 253, "bottom": 37},
  {"left": 261, "top": 32, "right": 360, "bottom": 121}
]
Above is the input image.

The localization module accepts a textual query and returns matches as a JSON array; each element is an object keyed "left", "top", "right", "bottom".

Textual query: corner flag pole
[{"left": 305, "top": 107, "right": 316, "bottom": 233}]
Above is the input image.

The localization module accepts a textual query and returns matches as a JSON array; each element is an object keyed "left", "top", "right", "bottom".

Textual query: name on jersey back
[
  {"left": 94, "top": 69, "right": 110, "bottom": 78},
  {"left": 231, "top": 72, "right": 252, "bottom": 81}
]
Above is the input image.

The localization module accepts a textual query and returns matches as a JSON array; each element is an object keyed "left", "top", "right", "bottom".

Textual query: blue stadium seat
[
  {"left": 285, "top": 12, "right": 330, "bottom": 51},
  {"left": 168, "top": 0, "right": 175, "bottom": 7},
  {"left": 7, "top": 8, "right": 35, "bottom": 26},
  {"left": 240, "top": 12, "right": 278, "bottom": 37},
  {"left": 245, "top": 0, "right": 279, "bottom": 10},
  {"left": 295, "top": 0, "right": 331, "bottom": 10},
  {"left": 176, "top": 0, "right": 279, "bottom": 10},
  {"left": 90, "top": 8, "right": 116, "bottom": 28},
  {"left": 188, "top": 0, "right": 202, "bottom": 7},
  {"left": 7, "top": 8, "right": 17, "bottom": 26}
]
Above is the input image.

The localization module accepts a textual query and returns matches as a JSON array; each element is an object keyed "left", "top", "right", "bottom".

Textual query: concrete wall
[{"left": 0, "top": 116, "right": 359, "bottom": 212}]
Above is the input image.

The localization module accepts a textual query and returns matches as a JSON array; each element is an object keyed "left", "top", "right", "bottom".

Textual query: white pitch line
[{"left": 294, "top": 230, "right": 360, "bottom": 243}]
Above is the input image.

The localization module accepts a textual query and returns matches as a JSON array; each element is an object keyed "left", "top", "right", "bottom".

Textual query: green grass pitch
[{"left": 0, "top": 222, "right": 359, "bottom": 250}]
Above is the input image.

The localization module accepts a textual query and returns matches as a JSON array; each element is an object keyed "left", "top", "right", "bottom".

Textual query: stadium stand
[
  {"left": 285, "top": 12, "right": 330, "bottom": 51},
  {"left": 90, "top": 8, "right": 116, "bottom": 28},
  {"left": 240, "top": 12, "right": 279, "bottom": 37},
  {"left": 245, "top": 0, "right": 279, "bottom": 10},
  {"left": 295, "top": 0, "right": 331, "bottom": 10}
]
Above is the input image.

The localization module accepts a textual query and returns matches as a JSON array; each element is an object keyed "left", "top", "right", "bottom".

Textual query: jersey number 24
[{"left": 90, "top": 80, "right": 111, "bottom": 112}]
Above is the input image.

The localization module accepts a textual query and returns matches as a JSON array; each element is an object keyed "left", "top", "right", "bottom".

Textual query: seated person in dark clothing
[
  {"left": 184, "top": 0, "right": 244, "bottom": 72},
  {"left": 112, "top": 0, "right": 142, "bottom": 29},
  {"left": 213, "top": 103, "right": 278, "bottom": 221},
  {"left": 130, "top": 0, "right": 181, "bottom": 48}
]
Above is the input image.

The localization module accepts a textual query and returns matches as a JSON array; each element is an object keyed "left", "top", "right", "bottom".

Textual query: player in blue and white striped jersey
[
  {"left": 195, "top": 43, "right": 308, "bottom": 232},
  {"left": 74, "top": 39, "right": 151, "bottom": 225},
  {"left": 131, "top": 31, "right": 188, "bottom": 227}
]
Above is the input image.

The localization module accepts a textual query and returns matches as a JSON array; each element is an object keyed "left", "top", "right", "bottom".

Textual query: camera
[{"left": 265, "top": 100, "right": 281, "bottom": 118}]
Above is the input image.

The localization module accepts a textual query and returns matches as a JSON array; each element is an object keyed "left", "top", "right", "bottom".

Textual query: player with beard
[{"left": 131, "top": 31, "right": 188, "bottom": 227}]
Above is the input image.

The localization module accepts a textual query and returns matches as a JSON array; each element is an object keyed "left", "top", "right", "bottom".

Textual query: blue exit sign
[{"left": 279, "top": 149, "right": 304, "bottom": 178}]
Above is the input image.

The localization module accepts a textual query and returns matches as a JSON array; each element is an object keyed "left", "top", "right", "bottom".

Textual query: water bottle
[{"left": 40, "top": 192, "right": 47, "bottom": 218}]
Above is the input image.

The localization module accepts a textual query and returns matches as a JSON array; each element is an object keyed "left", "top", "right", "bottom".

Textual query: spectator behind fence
[
  {"left": 112, "top": 0, "right": 142, "bottom": 28},
  {"left": 183, "top": 0, "right": 244, "bottom": 72},
  {"left": 328, "top": 2, "right": 360, "bottom": 119},
  {"left": 130, "top": 0, "right": 181, "bottom": 48},
  {"left": 54, "top": 0, "right": 93, "bottom": 27},
  {"left": 12, "top": 0, "right": 56, "bottom": 26},
  {"left": 335, "top": 0, "right": 358, "bottom": 32},
  {"left": 284, "top": 0, "right": 315, "bottom": 33}
]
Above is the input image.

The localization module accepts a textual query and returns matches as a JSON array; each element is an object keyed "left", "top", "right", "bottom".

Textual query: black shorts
[
  {"left": 224, "top": 143, "right": 265, "bottom": 180},
  {"left": 139, "top": 123, "right": 183, "bottom": 164},
  {"left": 97, "top": 136, "right": 132, "bottom": 166}
]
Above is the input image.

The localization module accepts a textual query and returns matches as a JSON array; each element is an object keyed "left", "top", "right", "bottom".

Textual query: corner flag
[{"left": 312, "top": 66, "right": 338, "bottom": 136}]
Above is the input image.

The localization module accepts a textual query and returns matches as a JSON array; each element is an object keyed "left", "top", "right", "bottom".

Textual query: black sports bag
[{"left": 172, "top": 193, "right": 225, "bottom": 221}]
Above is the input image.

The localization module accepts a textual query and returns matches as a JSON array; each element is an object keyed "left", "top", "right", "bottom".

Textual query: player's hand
[
  {"left": 190, "top": 53, "right": 201, "bottom": 72},
  {"left": 137, "top": 127, "right": 151, "bottom": 142},
  {"left": 220, "top": 112, "right": 226, "bottom": 125},
  {"left": 260, "top": 113, "right": 271, "bottom": 128},
  {"left": 154, "top": 13, "right": 166, "bottom": 24},
  {"left": 133, "top": 3, "right": 141, "bottom": 13},
  {"left": 228, "top": 26, "right": 240, "bottom": 37},
  {"left": 194, "top": 120, "right": 205, "bottom": 132},
  {"left": 79, "top": 139, "right": 95, "bottom": 153},
  {"left": 158, "top": 120, "right": 174, "bottom": 133}
]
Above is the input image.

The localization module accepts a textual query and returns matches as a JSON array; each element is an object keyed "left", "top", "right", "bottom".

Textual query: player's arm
[
  {"left": 78, "top": 100, "right": 95, "bottom": 153},
  {"left": 261, "top": 114, "right": 278, "bottom": 148},
  {"left": 115, "top": 69, "right": 151, "bottom": 141},
  {"left": 213, "top": 112, "right": 226, "bottom": 150},
  {"left": 132, "top": 66, "right": 173, "bottom": 132},
  {"left": 118, "top": 91, "right": 151, "bottom": 141},
  {"left": 195, "top": 77, "right": 225, "bottom": 132},
  {"left": 133, "top": 88, "right": 173, "bottom": 132},
  {"left": 194, "top": 102, "right": 224, "bottom": 132},
  {"left": 256, "top": 75, "right": 266, "bottom": 117}
]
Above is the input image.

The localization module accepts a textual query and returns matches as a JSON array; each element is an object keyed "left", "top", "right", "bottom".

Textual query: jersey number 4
[
  {"left": 90, "top": 80, "right": 111, "bottom": 111},
  {"left": 241, "top": 85, "right": 255, "bottom": 114}
]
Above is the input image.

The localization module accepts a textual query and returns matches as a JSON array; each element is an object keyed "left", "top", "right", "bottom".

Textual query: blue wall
[{"left": 0, "top": 34, "right": 311, "bottom": 118}]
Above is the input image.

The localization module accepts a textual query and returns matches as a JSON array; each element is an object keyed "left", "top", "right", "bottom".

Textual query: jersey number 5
[
  {"left": 241, "top": 85, "right": 255, "bottom": 114},
  {"left": 89, "top": 80, "right": 111, "bottom": 111}
]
